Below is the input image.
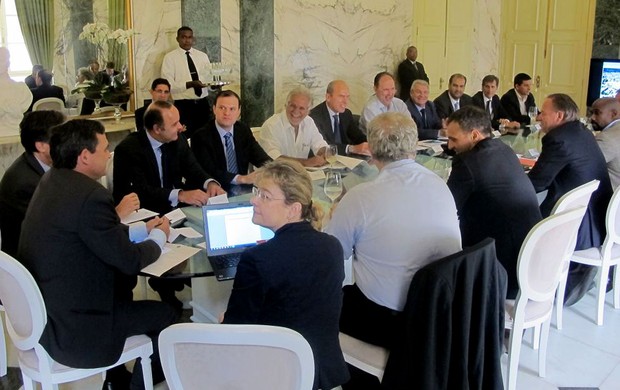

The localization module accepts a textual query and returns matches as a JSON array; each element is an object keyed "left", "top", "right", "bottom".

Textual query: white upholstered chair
[
  {"left": 0, "top": 303, "right": 6, "bottom": 377},
  {"left": 570, "top": 185, "right": 620, "bottom": 326},
  {"left": 32, "top": 97, "right": 65, "bottom": 112},
  {"left": 0, "top": 250, "right": 155, "bottom": 390},
  {"left": 338, "top": 332, "right": 389, "bottom": 381},
  {"left": 505, "top": 207, "right": 586, "bottom": 390},
  {"left": 159, "top": 323, "right": 315, "bottom": 390}
]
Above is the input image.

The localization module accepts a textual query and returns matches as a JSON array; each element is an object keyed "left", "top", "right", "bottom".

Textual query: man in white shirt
[
  {"left": 591, "top": 97, "right": 620, "bottom": 189},
  {"left": 500, "top": 73, "right": 537, "bottom": 128},
  {"left": 0, "top": 47, "right": 32, "bottom": 137},
  {"left": 161, "top": 26, "right": 213, "bottom": 138},
  {"left": 325, "top": 112, "right": 461, "bottom": 349},
  {"left": 433, "top": 73, "right": 474, "bottom": 120},
  {"left": 359, "top": 71, "right": 409, "bottom": 134},
  {"left": 259, "top": 86, "right": 328, "bottom": 167}
]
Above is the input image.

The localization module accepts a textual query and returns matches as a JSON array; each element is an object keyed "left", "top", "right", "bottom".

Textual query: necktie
[
  {"left": 454, "top": 101, "right": 459, "bottom": 111},
  {"left": 485, "top": 99, "right": 492, "bottom": 116},
  {"left": 333, "top": 114, "right": 342, "bottom": 144},
  {"left": 420, "top": 108, "right": 427, "bottom": 128},
  {"left": 413, "top": 62, "right": 418, "bottom": 71},
  {"left": 224, "top": 132, "right": 238, "bottom": 174},
  {"left": 185, "top": 51, "right": 202, "bottom": 97}
]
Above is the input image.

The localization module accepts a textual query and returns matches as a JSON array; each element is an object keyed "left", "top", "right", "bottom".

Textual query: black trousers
[
  {"left": 174, "top": 98, "right": 212, "bottom": 138},
  {"left": 339, "top": 284, "right": 403, "bottom": 350}
]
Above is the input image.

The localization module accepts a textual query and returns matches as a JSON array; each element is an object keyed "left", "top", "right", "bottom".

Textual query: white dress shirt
[
  {"left": 161, "top": 47, "right": 211, "bottom": 100},
  {"left": 359, "top": 95, "right": 409, "bottom": 134},
  {"left": 258, "top": 111, "right": 328, "bottom": 159},
  {"left": 0, "top": 78, "right": 32, "bottom": 136},
  {"left": 325, "top": 159, "right": 462, "bottom": 311}
]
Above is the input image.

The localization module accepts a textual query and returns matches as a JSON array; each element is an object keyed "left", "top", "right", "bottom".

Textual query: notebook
[{"left": 202, "top": 202, "right": 274, "bottom": 281}]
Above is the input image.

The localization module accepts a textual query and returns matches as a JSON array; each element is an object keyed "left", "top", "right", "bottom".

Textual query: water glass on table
[
  {"left": 324, "top": 170, "right": 343, "bottom": 203},
  {"left": 325, "top": 145, "right": 338, "bottom": 167}
]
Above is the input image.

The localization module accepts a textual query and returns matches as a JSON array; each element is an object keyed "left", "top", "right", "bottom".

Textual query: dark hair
[
  {"left": 105, "top": 61, "right": 115, "bottom": 69},
  {"left": 482, "top": 74, "right": 499, "bottom": 86},
  {"left": 177, "top": 26, "right": 193, "bottom": 37},
  {"left": 449, "top": 73, "right": 467, "bottom": 85},
  {"left": 547, "top": 93, "right": 579, "bottom": 122},
  {"left": 38, "top": 70, "right": 53, "bottom": 85},
  {"left": 50, "top": 120, "right": 104, "bottom": 169},
  {"left": 513, "top": 73, "right": 532, "bottom": 86},
  {"left": 214, "top": 89, "right": 241, "bottom": 107},
  {"left": 373, "top": 71, "right": 394, "bottom": 87},
  {"left": 446, "top": 106, "right": 492, "bottom": 137},
  {"left": 32, "top": 64, "right": 43, "bottom": 74},
  {"left": 144, "top": 100, "right": 173, "bottom": 131},
  {"left": 151, "top": 78, "right": 171, "bottom": 90},
  {"left": 20, "top": 111, "right": 65, "bottom": 153}
]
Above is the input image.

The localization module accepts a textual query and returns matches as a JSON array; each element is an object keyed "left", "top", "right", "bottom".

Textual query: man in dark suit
[
  {"left": 0, "top": 110, "right": 65, "bottom": 257},
  {"left": 192, "top": 90, "right": 271, "bottom": 190},
  {"left": 28, "top": 70, "right": 65, "bottom": 112},
  {"left": 309, "top": 80, "right": 369, "bottom": 156},
  {"left": 135, "top": 78, "right": 171, "bottom": 131},
  {"left": 500, "top": 73, "right": 537, "bottom": 128},
  {"left": 113, "top": 100, "right": 225, "bottom": 215},
  {"left": 471, "top": 74, "right": 519, "bottom": 130},
  {"left": 433, "top": 73, "right": 473, "bottom": 120},
  {"left": 18, "top": 119, "right": 177, "bottom": 389},
  {"left": 446, "top": 106, "right": 542, "bottom": 298},
  {"left": 397, "top": 46, "right": 429, "bottom": 101},
  {"left": 529, "top": 93, "right": 613, "bottom": 306},
  {"left": 24, "top": 64, "right": 43, "bottom": 89},
  {"left": 405, "top": 79, "right": 443, "bottom": 140}
]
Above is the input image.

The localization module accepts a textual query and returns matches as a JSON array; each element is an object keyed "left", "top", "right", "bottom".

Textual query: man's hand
[
  {"left": 115, "top": 192, "right": 140, "bottom": 219},
  {"left": 186, "top": 80, "right": 207, "bottom": 89},
  {"left": 304, "top": 155, "right": 327, "bottom": 167},
  {"left": 206, "top": 182, "right": 226, "bottom": 197},
  {"left": 348, "top": 142, "right": 371, "bottom": 156},
  {"left": 178, "top": 189, "right": 210, "bottom": 206},
  {"left": 147, "top": 216, "right": 170, "bottom": 238},
  {"left": 236, "top": 170, "right": 258, "bottom": 185}
]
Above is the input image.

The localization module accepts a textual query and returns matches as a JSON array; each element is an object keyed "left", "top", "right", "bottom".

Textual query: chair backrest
[
  {"left": 159, "top": 323, "right": 315, "bottom": 390},
  {"left": 32, "top": 97, "right": 65, "bottom": 112},
  {"left": 517, "top": 207, "right": 587, "bottom": 302},
  {"left": 551, "top": 179, "right": 599, "bottom": 215},
  {"left": 0, "top": 251, "right": 47, "bottom": 352},
  {"left": 100, "top": 152, "right": 114, "bottom": 191},
  {"left": 602, "top": 185, "right": 620, "bottom": 254}
]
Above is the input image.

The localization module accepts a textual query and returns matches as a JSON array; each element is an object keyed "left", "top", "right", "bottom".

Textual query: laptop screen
[{"left": 202, "top": 202, "right": 275, "bottom": 256}]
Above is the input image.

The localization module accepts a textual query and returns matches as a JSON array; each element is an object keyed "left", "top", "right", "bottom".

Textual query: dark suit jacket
[
  {"left": 397, "top": 60, "right": 429, "bottom": 101},
  {"left": 0, "top": 153, "right": 45, "bottom": 257},
  {"left": 134, "top": 105, "right": 146, "bottom": 131},
  {"left": 447, "top": 138, "right": 542, "bottom": 298},
  {"left": 224, "top": 221, "right": 349, "bottom": 390},
  {"left": 382, "top": 238, "right": 506, "bottom": 390},
  {"left": 18, "top": 168, "right": 162, "bottom": 368},
  {"left": 471, "top": 91, "right": 510, "bottom": 130},
  {"left": 500, "top": 89, "right": 536, "bottom": 127},
  {"left": 309, "top": 101, "right": 367, "bottom": 155},
  {"left": 433, "top": 90, "right": 473, "bottom": 120},
  {"left": 191, "top": 120, "right": 271, "bottom": 189},
  {"left": 529, "top": 120, "right": 613, "bottom": 250},
  {"left": 28, "top": 84, "right": 65, "bottom": 111},
  {"left": 113, "top": 130, "right": 212, "bottom": 214},
  {"left": 405, "top": 99, "right": 442, "bottom": 140}
]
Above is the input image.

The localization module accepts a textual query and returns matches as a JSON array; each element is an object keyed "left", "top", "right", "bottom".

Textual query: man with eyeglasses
[
  {"left": 135, "top": 78, "right": 172, "bottom": 131},
  {"left": 258, "top": 86, "right": 329, "bottom": 167}
]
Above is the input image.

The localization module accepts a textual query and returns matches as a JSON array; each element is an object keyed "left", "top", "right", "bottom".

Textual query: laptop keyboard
[{"left": 210, "top": 253, "right": 241, "bottom": 269}]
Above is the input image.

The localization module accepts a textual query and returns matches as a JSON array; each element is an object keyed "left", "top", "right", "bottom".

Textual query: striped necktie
[{"left": 224, "top": 132, "right": 238, "bottom": 174}]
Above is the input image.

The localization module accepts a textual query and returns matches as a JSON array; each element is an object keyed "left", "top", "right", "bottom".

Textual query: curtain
[
  {"left": 107, "top": 0, "right": 126, "bottom": 70},
  {"left": 15, "top": 0, "right": 55, "bottom": 69}
]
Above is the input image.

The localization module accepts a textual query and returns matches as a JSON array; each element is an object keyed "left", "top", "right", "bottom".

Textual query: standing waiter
[{"left": 162, "top": 26, "right": 214, "bottom": 138}]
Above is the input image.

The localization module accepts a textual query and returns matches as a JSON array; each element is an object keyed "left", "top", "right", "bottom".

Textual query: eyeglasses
[{"left": 252, "top": 186, "right": 285, "bottom": 202}]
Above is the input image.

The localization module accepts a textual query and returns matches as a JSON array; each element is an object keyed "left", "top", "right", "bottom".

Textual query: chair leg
[
  {"left": 596, "top": 266, "right": 609, "bottom": 326},
  {"left": 538, "top": 318, "right": 551, "bottom": 378},
  {"left": 20, "top": 372, "right": 37, "bottom": 390},
  {"left": 506, "top": 322, "right": 525, "bottom": 390},
  {"left": 555, "top": 269, "right": 568, "bottom": 330},
  {"left": 532, "top": 325, "right": 540, "bottom": 350},
  {"left": 141, "top": 354, "right": 153, "bottom": 390},
  {"left": 613, "top": 265, "right": 620, "bottom": 309},
  {"left": 0, "top": 309, "right": 6, "bottom": 377}
]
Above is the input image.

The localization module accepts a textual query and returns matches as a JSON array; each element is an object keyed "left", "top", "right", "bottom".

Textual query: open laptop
[{"left": 202, "top": 202, "right": 274, "bottom": 281}]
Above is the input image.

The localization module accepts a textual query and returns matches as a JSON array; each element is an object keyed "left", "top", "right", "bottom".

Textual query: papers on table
[
  {"left": 168, "top": 226, "right": 202, "bottom": 243},
  {"left": 336, "top": 155, "right": 363, "bottom": 170},
  {"left": 121, "top": 208, "right": 158, "bottom": 225},
  {"left": 417, "top": 140, "right": 446, "bottom": 156},
  {"left": 308, "top": 170, "right": 326, "bottom": 181},
  {"left": 141, "top": 243, "right": 200, "bottom": 277},
  {"left": 207, "top": 193, "right": 229, "bottom": 205},
  {"left": 164, "top": 208, "right": 187, "bottom": 226}
]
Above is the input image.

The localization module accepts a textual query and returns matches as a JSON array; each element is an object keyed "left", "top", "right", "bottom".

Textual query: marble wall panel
[
  {"left": 220, "top": 0, "right": 241, "bottom": 95},
  {"left": 471, "top": 0, "right": 501, "bottom": 92},
  {"left": 273, "top": 0, "right": 412, "bottom": 115},
  {"left": 182, "top": 0, "right": 221, "bottom": 62}
]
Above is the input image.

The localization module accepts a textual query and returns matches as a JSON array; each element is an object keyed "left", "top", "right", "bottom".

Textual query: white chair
[
  {"left": 570, "top": 185, "right": 620, "bottom": 326},
  {"left": 32, "top": 97, "right": 65, "bottom": 112},
  {"left": 551, "top": 179, "right": 600, "bottom": 330},
  {"left": 338, "top": 332, "right": 389, "bottom": 381},
  {"left": 0, "top": 303, "right": 6, "bottom": 377},
  {"left": 0, "top": 250, "right": 155, "bottom": 390},
  {"left": 159, "top": 323, "right": 315, "bottom": 390},
  {"left": 505, "top": 206, "right": 587, "bottom": 390}
]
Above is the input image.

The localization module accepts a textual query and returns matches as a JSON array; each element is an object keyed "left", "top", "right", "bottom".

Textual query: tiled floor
[{"left": 2, "top": 287, "right": 620, "bottom": 389}]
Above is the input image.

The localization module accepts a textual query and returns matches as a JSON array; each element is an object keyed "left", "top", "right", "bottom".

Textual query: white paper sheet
[
  {"left": 164, "top": 208, "right": 187, "bottom": 225},
  {"left": 207, "top": 193, "right": 229, "bottom": 204},
  {"left": 168, "top": 227, "right": 202, "bottom": 242},
  {"left": 121, "top": 208, "right": 158, "bottom": 225},
  {"left": 336, "top": 155, "right": 363, "bottom": 170},
  {"left": 140, "top": 244, "right": 200, "bottom": 277},
  {"left": 308, "top": 170, "right": 326, "bottom": 181}
]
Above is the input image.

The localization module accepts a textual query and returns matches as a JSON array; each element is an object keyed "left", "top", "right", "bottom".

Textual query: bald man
[
  {"left": 592, "top": 97, "right": 620, "bottom": 189},
  {"left": 0, "top": 47, "right": 33, "bottom": 136}
]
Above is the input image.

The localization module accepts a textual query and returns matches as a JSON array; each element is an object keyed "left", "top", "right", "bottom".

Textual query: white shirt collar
[
  {"left": 604, "top": 118, "right": 620, "bottom": 131},
  {"left": 215, "top": 121, "right": 234, "bottom": 138},
  {"left": 146, "top": 130, "right": 163, "bottom": 151},
  {"left": 34, "top": 155, "right": 51, "bottom": 172}
]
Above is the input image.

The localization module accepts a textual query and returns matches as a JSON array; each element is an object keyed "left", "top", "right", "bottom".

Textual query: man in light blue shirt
[{"left": 359, "top": 72, "right": 410, "bottom": 134}]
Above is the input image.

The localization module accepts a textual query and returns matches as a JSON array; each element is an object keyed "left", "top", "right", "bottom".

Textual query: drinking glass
[
  {"left": 324, "top": 170, "right": 343, "bottom": 203},
  {"left": 528, "top": 106, "right": 538, "bottom": 125},
  {"left": 325, "top": 145, "right": 338, "bottom": 167}
]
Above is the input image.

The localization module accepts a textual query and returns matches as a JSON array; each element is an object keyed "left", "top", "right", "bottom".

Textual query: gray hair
[
  {"left": 367, "top": 112, "right": 418, "bottom": 163},
  {"left": 285, "top": 86, "right": 313, "bottom": 107},
  {"left": 77, "top": 67, "right": 94, "bottom": 81},
  {"left": 547, "top": 93, "right": 579, "bottom": 122},
  {"left": 410, "top": 79, "right": 429, "bottom": 91}
]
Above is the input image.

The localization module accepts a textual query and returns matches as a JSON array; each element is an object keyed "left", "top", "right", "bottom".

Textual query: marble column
[{"left": 182, "top": 0, "right": 221, "bottom": 62}]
